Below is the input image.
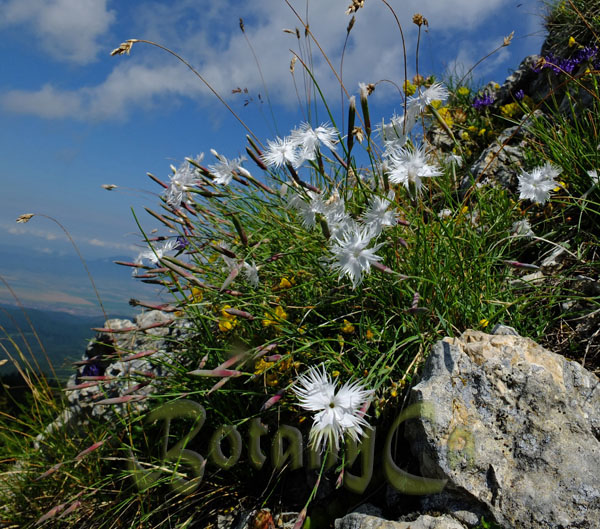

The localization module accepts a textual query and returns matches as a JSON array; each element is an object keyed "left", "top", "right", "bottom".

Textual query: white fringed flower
[
  {"left": 518, "top": 162, "right": 562, "bottom": 204},
  {"left": 208, "top": 150, "right": 247, "bottom": 185},
  {"left": 243, "top": 260, "right": 259, "bottom": 287},
  {"left": 361, "top": 191, "right": 397, "bottom": 236},
  {"left": 164, "top": 154, "right": 204, "bottom": 207},
  {"left": 386, "top": 144, "right": 441, "bottom": 195},
  {"left": 329, "top": 225, "right": 383, "bottom": 288},
  {"left": 407, "top": 82, "right": 449, "bottom": 113},
  {"left": 290, "top": 122, "right": 338, "bottom": 161},
  {"left": 287, "top": 190, "right": 325, "bottom": 229},
  {"left": 262, "top": 136, "right": 300, "bottom": 168},
  {"left": 292, "top": 364, "right": 372, "bottom": 452},
  {"left": 511, "top": 219, "right": 535, "bottom": 238},
  {"left": 134, "top": 239, "right": 179, "bottom": 275},
  {"left": 378, "top": 110, "right": 418, "bottom": 147}
]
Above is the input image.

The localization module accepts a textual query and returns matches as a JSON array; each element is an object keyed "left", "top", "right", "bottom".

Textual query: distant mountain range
[
  {"left": 0, "top": 303, "right": 112, "bottom": 380},
  {"left": 0, "top": 243, "right": 176, "bottom": 380},
  {"left": 0, "top": 243, "right": 163, "bottom": 316}
]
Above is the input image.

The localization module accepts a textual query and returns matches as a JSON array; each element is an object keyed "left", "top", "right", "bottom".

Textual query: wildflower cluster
[
  {"left": 472, "top": 93, "right": 495, "bottom": 110},
  {"left": 533, "top": 45, "right": 599, "bottom": 75}
]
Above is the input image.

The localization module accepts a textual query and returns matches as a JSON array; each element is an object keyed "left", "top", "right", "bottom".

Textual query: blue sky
[{"left": 0, "top": 0, "right": 547, "bottom": 314}]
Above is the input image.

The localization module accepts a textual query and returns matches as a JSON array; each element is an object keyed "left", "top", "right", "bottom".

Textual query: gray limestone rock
[
  {"left": 334, "top": 513, "right": 467, "bottom": 529},
  {"left": 465, "top": 126, "right": 527, "bottom": 193},
  {"left": 405, "top": 330, "right": 600, "bottom": 529},
  {"left": 37, "top": 310, "right": 193, "bottom": 439}
]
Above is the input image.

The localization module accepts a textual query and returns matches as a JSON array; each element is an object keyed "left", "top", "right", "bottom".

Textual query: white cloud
[
  {"left": 2, "top": 84, "right": 84, "bottom": 119},
  {"left": 7, "top": 224, "right": 60, "bottom": 241},
  {"left": 1, "top": 0, "right": 538, "bottom": 120},
  {"left": 87, "top": 238, "right": 138, "bottom": 252},
  {"left": 0, "top": 0, "right": 115, "bottom": 64},
  {"left": 2, "top": 222, "right": 137, "bottom": 252}
]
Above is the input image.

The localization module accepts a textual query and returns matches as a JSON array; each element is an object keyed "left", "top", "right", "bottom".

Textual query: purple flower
[
  {"left": 175, "top": 236, "right": 189, "bottom": 251},
  {"left": 514, "top": 89, "right": 525, "bottom": 100},
  {"left": 473, "top": 93, "right": 495, "bottom": 110},
  {"left": 533, "top": 46, "right": 599, "bottom": 76},
  {"left": 574, "top": 45, "right": 598, "bottom": 63},
  {"left": 82, "top": 363, "right": 103, "bottom": 377}
]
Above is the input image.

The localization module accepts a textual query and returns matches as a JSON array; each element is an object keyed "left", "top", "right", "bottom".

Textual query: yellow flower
[
  {"left": 332, "top": 370, "right": 340, "bottom": 377},
  {"left": 262, "top": 305, "right": 288, "bottom": 327},
  {"left": 468, "top": 125, "right": 478, "bottom": 133},
  {"left": 430, "top": 99, "right": 442, "bottom": 109},
  {"left": 568, "top": 36, "right": 576, "bottom": 48},
  {"left": 457, "top": 86, "right": 470, "bottom": 96},
  {"left": 479, "top": 318, "right": 489, "bottom": 327},
  {"left": 478, "top": 128, "right": 486, "bottom": 137},
  {"left": 461, "top": 131, "right": 470, "bottom": 141},
  {"left": 219, "top": 304, "right": 238, "bottom": 332},
  {"left": 437, "top": 106, "right": 453, "bottom": 127},
  {"left": 254, "top": 358, "right": 274, "bottom": 375},
  {"left": 366, "top": 328, "right": 375, "bottom": 340},
  {"left": 403, "top": 79, "right": 416, "bottom": 96},
  {"left": 391, "top": 387, "right": 398, "bottom": 398},
  {"left": 279, "top": 277, "right": 293, "bottom": 289},
  {"left": 190, "top": 287, "right": 203, "bottom": 303},
  {"left": 266, "top": 373, "right": 279, "bottom": 386},
  {"left": 275, "top": 305, "right": 287, "bottom": 320},
  {"left": 553, "top": 181, "right": 566, "bottom": 192},
  {"left": 219, "top": 319, "right": 234, "bottom": 332},
  {"left": 500, "top": 102, "right": 519, "bottom": 118},
  {"left": 493, "top": 83, "right": 500, "bottom": 89},
  {"left": 341, "top": 319, "right": 355, "bottom": 334},
  {"left": 461, "top": 205, "right": 469, "bottom": 214}
]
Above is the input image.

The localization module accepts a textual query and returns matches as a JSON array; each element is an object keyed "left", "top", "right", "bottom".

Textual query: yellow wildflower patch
[
  {"left": 403, "top": 79, "right": 416, "bottom": 96},
  {"left": 437, "top": 106, "right": 453, "bottom": 127},
  {"left": 553, "top": 181, "right": 567, "bottom": 192},
  {"left": 262, "top": 305, "right": 288, "bottom": 327},
  {"left": 479, "top": 318, "right": 489, "bottom": 328},
  {"left": 254, "top": 358, "right": 274, "bottom": 375},
  {"left": 500, "top": 102, "right": 520, "bottom": 118},
  {"left": 218, "top": 304, "right": 238, "bottom": 332},
  {"left": 218, "top": 319, "right": 235, "bottom": 332},
  {"left": 366, "top": 328, "right": 375, "bottom": 340},
  {"left": 568, "top": 36, "right": 576, "bottom": 48},
  {"left": 279, "top": 277, "right": 293, "bottom": 289},
  {"left": 341, "top": 319, "right": 355, "bottom": 334},
  {"left": 461, "top": 131, "right": 470, "bottom": 141},
  {"left": 190, "top": 287, "right": 203, "bottom": 303},
  {"left": 457, "top": 86, "right": 470, "bottom": 96}
]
